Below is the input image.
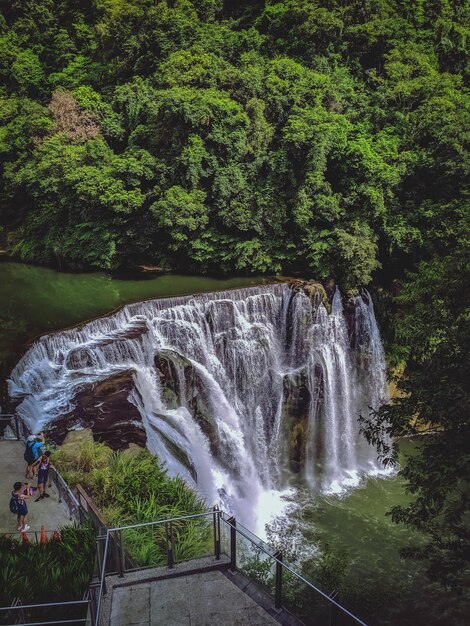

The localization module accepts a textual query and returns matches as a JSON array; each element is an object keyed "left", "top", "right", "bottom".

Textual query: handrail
[
  {"left": 49, "top": 465, "right": 81, "bottom": 521},
  {"left": 94, "top": 509, "right": 368, "bottom": 626},
  {"left": 0, "top": 616, "right": 87, "bottom": 626},
  {"left": 107, "top": 510, "right": 213, "bottom": 532},
  {"left": 0, "top": 600, "right": 88, "bottom": 612},
  {"left": 2, "top": 616, "right": 87, "bottom": 626},
  {"left": 220, "top": 513, "right": 367, "bottom": 626},
  {"left": 0, "top": 600, "right": 88, "bottom": 626}
]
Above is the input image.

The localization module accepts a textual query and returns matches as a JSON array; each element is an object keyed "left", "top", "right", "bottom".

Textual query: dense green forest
[
  {"left": 0, "top": 0, "right": 468, "bottom": 288},
  {"left": 1, "top": 0, "right": 469, "bottom": 594}
]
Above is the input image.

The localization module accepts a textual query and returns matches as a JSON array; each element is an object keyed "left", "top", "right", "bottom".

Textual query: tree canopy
[{"left": 0, "top": 0, "right": 467, "bottom": 286}]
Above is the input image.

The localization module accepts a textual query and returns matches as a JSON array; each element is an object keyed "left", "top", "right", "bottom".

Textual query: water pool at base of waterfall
[{"left": 260, "top": 444, "right": 469, "bottom": 626}]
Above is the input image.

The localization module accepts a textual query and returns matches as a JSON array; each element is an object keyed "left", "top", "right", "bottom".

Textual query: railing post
[
  {"left": 228, "top": 516, "right": 236, "bottom": 571},
  {"left": 119, "top": 529, "right": 126, "bottom": 576},
  {"left": 329, "top": 592, "right": 339, "bottom": 626},
  {"left": 14, "top": 415, "right": 20, "bottom": 441},
  {"left": 56, "top": 472, "right": 63, "bottom": 504},
  {"left": 96, "top": 537, "right": 107, "bottom": 595},
  {"left": 114, "top": 531, "right": 124, "bottom": 578},
  {"left": 213, "top": 506, "right": 220, "bottom": 560},
  {"left": 274, "top": 550, "right": 283, "bottom": 610},
  {"left": 166, "top": 521, "right": 174, "bottom": 569},
  {"left": 88, "top": 584, "right": 97, "bottom": 626}
]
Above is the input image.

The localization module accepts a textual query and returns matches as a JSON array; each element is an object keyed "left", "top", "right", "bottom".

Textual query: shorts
[
  {"left": 18, "top": 503, "right": 27, "bottom": 516},
  {"left": 37, "top": 469, "right": 49, "bottom": 485}
]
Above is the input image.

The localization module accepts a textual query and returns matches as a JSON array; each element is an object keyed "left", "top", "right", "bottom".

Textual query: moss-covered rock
[{"left": 303, "top": 280, "right": 330, "bottom": 311}]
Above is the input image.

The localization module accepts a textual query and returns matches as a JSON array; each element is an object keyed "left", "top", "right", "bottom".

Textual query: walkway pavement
[
  {"left": 108, "top": 569, "right": 279, "bottom": 626},
  {"left": 0, "top": 441, "right": 72, "bottom": 536}
]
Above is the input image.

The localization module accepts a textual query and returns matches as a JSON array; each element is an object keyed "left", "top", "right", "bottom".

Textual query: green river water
[{"left": 0, "top": 262, "right": 466, "bottom": 625}]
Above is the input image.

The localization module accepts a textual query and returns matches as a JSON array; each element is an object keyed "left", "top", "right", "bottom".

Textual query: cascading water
[{"left": 9, "top": 283, "right": 388, "bottom": 530}]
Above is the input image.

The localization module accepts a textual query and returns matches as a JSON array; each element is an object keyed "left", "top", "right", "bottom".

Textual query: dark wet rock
[
  {"left": 281, "top": 368, "right": 311, "bottom": 473},
  {"left": 343, "top": 295, "right": 357, "bottom": 344},
  {"left": 46, "top": 369, "right": 146, "bottom": 450},
  {"left": 155, "top": 349, "right": 218, "bottom": 455},
  {"left": 281, "top": 364, "right": 324, "bottom": 473},
  {"left": 302, "top": 280, "right": 329, "bottom": 310},
  {"left": 286, "top": 278, "right": 330, "bottom": 311},
  {"left": 153, "top": 415, "right": 197, "bottom": 481}
]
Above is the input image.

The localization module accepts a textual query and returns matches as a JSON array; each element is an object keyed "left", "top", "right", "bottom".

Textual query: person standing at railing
[
  {"left": 35, "top": 451, "right": 52, "bottom": 501},
  {"left": 10, "top": 481, "right": 30, "bottom": 531},
  {"left": 24, "top": 432, "right": 45, "bottom": 479}
]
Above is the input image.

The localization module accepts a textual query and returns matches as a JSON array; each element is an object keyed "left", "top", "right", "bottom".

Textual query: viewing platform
[
  {"left": 100, "top": 557, "right": 280, "bottom": 626},
  {"left": 91, "top": 512, "right": 366, "bottom": 626}
]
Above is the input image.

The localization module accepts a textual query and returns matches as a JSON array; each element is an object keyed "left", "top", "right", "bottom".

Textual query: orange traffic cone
[
  {"left": 52, "top": 529, "right": 61, "bottom": 541},
  {"left": 21, "top": 530, "right": 30, "bottom": 543},
  {"left": 40, "top": 525, "right": 48, "bottom": 545}
]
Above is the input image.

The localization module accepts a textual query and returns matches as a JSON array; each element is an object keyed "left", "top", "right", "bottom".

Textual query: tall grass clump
[
  {"left": 52, "top": 438, "right": 112, "bottom": 487},
  {"left": 53, "top": 439, "right": 210, "bottom": 567}
]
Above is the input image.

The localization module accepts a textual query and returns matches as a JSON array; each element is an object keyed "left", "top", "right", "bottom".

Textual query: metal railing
[
  {"left": 0, "top": 599, "right": 89, "bottom": 626},
  {"left": 93, "top": 509, "right": 368, "bottom": 626},
  {"left": 219, "top": 512, "right": 367, "bottom": 626},
  {"left": 0, "top": 414, "right": 28, "bottom": 441},
  {"left": 48, "top": 465, "right": 81, "bottom": 521}
]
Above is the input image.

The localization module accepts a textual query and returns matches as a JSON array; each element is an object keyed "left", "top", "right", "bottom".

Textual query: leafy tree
[
  {"left": 361, "top": 248, "right": 470, "bottom": 590},
  {"left": 11, "top": 49, "right": 44, "bottom": 96},
  {"left": 150, "top": 185, "right": 208, "bottom": 254}
]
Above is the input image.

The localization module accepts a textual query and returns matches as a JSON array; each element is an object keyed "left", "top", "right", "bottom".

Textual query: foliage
[
  {"left": 0, "top": 0, "right": 467, "bottom": 290},
  {"left": 361, "top": 246, "right": 470, "bottom": 590},
  {"left": 0, "top": 523, "right": 95, "bottom": 622},
  {"left": 53, "top": 439, "right": 209, "bottom": 567}
]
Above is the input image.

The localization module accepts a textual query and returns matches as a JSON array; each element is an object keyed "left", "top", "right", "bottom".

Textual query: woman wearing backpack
[{"left": 10, "top": 481, "right": 30, "bottom": 531}]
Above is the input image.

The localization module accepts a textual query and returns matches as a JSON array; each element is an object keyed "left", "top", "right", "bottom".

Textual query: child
[
  {"left": 11, "top": 481, "right": 30, "bottom": 531},
  {"left": 35, "top": 451, "right": 52, "bottom": 501}
]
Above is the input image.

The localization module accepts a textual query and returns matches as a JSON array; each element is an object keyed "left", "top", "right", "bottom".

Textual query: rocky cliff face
[{"left": 46, "top": 370, "right": 147, "bottom": 450}]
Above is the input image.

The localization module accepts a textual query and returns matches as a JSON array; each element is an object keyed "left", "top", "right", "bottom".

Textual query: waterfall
[{"left": 9, "top": 283, "right": 388, "bottom": 527}]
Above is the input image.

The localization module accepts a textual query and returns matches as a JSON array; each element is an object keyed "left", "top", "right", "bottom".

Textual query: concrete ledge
[{"left": 111, "top": 554, "right": 231, "bottom": 589}]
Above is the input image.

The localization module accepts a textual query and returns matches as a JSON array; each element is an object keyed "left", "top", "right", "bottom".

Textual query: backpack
[
  {"left": 10, "top": 496, "right": 19, "bottom": 515},
  {"left": 24, "top": 441, "right": 35, "bottom": 464}
]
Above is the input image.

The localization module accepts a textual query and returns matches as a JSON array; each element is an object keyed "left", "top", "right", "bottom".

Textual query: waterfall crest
[{"left": 9, "top": 283, "right": 387, "bottom": 524}]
